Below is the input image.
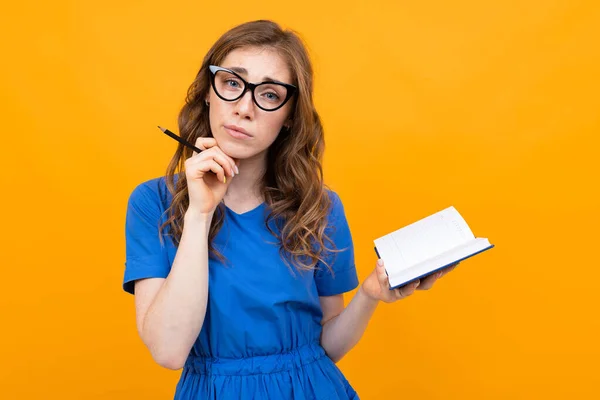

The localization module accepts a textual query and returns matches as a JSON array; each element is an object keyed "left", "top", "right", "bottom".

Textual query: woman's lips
[{"left": 224, "top": 125, "right": 252, "bottom": 139}]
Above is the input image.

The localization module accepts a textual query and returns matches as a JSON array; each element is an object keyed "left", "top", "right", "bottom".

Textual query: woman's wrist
[
  {"left": 184, "top": 209, "right": 213, "bottom": 232},
  {"left": 357, "top": 283, "right": 381, "bottom": 306}
]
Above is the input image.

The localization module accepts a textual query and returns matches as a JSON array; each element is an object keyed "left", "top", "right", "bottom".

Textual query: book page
[
  {"left": 375, "top": 206, "right": 475, "bottom": 272},
  {"left": 388, "top": 238, "right": 492, "bottom": 288}
]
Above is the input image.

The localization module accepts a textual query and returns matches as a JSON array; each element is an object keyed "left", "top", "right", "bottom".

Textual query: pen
[{"left": 158, "top": 126, "right": 203, "bottom": 153}]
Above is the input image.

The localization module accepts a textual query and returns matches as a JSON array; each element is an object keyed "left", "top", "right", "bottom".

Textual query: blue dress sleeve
[
  {"left": 314, "top": 191, "right": 359, "bottom": 296},
  {"left": 123, "top": 182, "right": 171, "bottom": 294}
]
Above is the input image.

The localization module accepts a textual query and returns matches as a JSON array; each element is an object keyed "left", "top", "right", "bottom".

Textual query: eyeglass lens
[{"left": 213, "top": 70, "right": 289, "bottom": 110}]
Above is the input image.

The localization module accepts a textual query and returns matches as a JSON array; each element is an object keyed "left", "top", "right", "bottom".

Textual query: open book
[{"left": 374, "top": 206, "right": 494, "bottom": 290}]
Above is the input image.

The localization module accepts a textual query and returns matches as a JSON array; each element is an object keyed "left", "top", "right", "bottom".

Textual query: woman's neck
[{"left": 223, "top": 151, "right": 267, "bottom": 207}]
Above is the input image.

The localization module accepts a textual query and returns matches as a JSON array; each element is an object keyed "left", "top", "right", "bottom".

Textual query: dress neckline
[{"left": 224, "top": 202, "right": 266, "bottom": 217}]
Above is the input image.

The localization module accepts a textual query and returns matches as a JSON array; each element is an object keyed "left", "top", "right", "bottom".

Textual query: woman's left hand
[{"left": 360, "top": 259, "right": 459, "bottom": 303}]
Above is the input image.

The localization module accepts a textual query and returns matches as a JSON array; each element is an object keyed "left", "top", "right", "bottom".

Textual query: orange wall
[{"left": 2, "top": 1, "right": 599, "bottom": 398}]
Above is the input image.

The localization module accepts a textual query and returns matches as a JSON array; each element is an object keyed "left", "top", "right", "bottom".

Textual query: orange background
[{"left": 1, "top": 0, "right": 599, "bottom": 398}]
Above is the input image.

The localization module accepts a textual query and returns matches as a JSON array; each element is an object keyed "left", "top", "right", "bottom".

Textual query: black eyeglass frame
[{"left": 208, "top": 65, "right": 297, "bottom": 112}]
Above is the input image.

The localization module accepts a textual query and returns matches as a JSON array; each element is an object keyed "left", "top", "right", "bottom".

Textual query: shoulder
[
  {"left": 324, "top": 188, "right": 345, "bottom": 212},
  {"left": 324, "top": 187, "right": 341, "bottom": 205},
  {"left": 322, "top": 188, "right": 348, "bottom": 225},
  {"left": 128, "top": 175, "right": 178, "bottom": 208}
]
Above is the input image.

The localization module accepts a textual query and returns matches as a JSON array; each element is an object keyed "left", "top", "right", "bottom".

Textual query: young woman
[{"left": 123, "top": 20, "right": 456, "bottom": 399}]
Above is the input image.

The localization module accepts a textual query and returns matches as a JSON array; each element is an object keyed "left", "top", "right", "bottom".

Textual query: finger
[
  {"left": 188, "top": 137, "right": 219, "bottom": 158},
  {"left": 206, "top": 150, "right": 236, "bottom": 178},
  {"left": 376, "top": 260, "right": 389, "bottom": 288},
  {"left": 194, "top": 137, "right": 218, "bottom": 153},
  {"left": 418, "top": 272, "right": 439, "bottom": 290},
  {"left": 440, "top": 263, "right": 459, "bottom": 277},
  {"left": 377, "top": 261, "right": 396, "bottom": 301},
  {"left": 189, "top": 142, "right": 237, "bottom": 177},
  {"left": 395, "top": 280, "right": 420, "bottom": 299},
  {"left": 207, "top": 160, "right": 227, "bottom": 183},
  {"left": 192, "top": 159, "right": 226, "bottom": 183},
  {"left": 209, "top": 146, "right": 238, "bottom": 177},
  {"left": 189, "top": 149, "right": 236, "bottom": 178},
  {"left": 395, "top": 285, "right": 404, "bottom": 299}
]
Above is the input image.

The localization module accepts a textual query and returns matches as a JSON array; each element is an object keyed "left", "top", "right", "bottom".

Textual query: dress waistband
[{"left": 184, "top": 342, "right": 326, "bottom": 376}]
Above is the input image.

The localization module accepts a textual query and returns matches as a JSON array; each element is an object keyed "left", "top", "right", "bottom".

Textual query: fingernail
[
  {"left": 377, "top": 259, "right": 383, "bottom": 267},
  {"left": 235, "top": 165, "right": 240, "bottom": 174}
]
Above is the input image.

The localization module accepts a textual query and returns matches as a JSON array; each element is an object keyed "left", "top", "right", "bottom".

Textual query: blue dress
[{"left": 123, "top": 177, "right": 360, "bottom": 399}]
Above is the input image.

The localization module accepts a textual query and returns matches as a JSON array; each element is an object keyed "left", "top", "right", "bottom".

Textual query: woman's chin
[
  {"left": 213, "top": 136, "right": 268, "bottom": 162},
  {"left": 217, "top": 142, "right": 253, "bottom": 160}
]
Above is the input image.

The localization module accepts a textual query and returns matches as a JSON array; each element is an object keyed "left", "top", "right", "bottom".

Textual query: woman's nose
[{"left": 234, "top": 90, "right": 254, "bottom": 118}]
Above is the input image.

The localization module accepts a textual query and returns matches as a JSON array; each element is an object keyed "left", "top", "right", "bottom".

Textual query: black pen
[{"left": 158, "top": 126, "right": 203, "bottom": 153}]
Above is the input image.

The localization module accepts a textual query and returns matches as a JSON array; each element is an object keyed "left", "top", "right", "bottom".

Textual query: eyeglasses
[{"left": 208, "top": 65, "right": 297, "bottom": 112}]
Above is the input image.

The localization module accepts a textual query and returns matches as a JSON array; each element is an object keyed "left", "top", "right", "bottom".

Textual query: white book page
[
  {"left": 388, "top": 238, "right": 491, "bottom": 288},
  {"left": 374, "top": 206, "right": 475, "bottom": 273}
]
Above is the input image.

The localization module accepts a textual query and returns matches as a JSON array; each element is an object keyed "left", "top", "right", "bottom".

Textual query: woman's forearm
[
  {"left": 141, "top": 213, "right": 212, "bottom": 369},
  {"left": 320, "top": 284, "right": 380, "bottom": 363}
]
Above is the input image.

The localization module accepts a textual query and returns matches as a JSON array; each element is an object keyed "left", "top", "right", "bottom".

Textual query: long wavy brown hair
[{"left": 159, "top": 20, "right": 342, "bottom": 274}]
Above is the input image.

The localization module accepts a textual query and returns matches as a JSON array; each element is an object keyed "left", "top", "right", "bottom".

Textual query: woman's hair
[{"left": 160, "top": 20, "right": 339, "bottom": 273}]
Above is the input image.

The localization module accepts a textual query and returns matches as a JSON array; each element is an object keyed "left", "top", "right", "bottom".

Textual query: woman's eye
[
  {"left": 264, "top": 92, "right": 280, "bottom": 101},
  {"left": 225, "top": 79, "right": 241, "bottom": 88}
]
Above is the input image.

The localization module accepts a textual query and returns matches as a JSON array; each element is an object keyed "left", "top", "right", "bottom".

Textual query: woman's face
[{"left": 207, "top": 46, "right": 294, "bottom": 160}]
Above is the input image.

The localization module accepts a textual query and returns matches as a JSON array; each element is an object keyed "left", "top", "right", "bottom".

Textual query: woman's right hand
[{"left": 184, "top": 137, "right": 238, "bottom": 218}]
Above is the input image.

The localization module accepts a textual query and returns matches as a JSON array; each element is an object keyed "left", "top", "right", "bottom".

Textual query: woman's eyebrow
[{"left": 227, "top": 66, "right": 281, "bottom": 83}]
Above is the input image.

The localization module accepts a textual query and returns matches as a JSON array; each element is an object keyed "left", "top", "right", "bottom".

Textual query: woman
[{"left": 123, "top": 20, "right": 456, "bottom": 399}]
